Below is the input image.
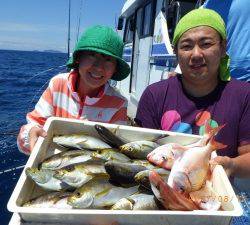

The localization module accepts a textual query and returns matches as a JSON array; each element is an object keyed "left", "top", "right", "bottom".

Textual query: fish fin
[
  {"left": 210, "top": 124, "right": 226, "bottom": 137},
  {"left": 204, "top": 120, "right": 213, "bottom": 135},
  {"left": 204, "top": 120, "right": 225, "bottom": 135},
  {"left": 209, "top": 136, "right": 227, "bottom": 151},
  {"left": 200, "top": 121, "right": 226, "bottom": 146}
]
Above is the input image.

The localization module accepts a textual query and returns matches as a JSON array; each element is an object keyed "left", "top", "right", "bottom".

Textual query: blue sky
[{"left": 0, "top": 0, "right": 125, "bottom": 52}]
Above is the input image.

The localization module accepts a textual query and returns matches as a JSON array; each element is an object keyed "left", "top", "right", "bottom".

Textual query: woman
[{"left": 17, "top": 25, "right": 130, "bottom": 154}]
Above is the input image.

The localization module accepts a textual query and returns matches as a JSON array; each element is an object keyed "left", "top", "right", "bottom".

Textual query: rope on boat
[
  {"left": 0, "top": 165, "right": 25, "bottom": 175},
  {"left": 25, "top": 65, "right": 66, "bottom": 83},
  {"left": 27, "top": 65, "right": 67, "bottom": 112}
]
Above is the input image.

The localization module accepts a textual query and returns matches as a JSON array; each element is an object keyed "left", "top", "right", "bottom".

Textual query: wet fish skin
[
  {"left": 168, "top": 133, "right": 227, "bottom": 194},
  {"left": 93, "top": 148, "right": 131, "bottom": 162},
  {"left": 104, "top": 161, "right": 148, "bottom": 184},
  {"left": 130, "top": 160, "right": 156, "bottom": 169},
  {"left": 67, "top": 175, "right": 111, "bottom": 209},
  {"left": 40, "top": 150, "right": 104, "bottom": 170},
  {"left": 25, "top": 167, "right": 71, "bottom": 191},
  {"left": 53, "top": 134, "right": 112, "bottom": 150},
  {"left": 53, "top": 162, "right": 107, "bottom": 188},
  {"left": 134, "top": 168, "right": 170, "bottom": 190},
  {"left": 111, "top": 193, "right": 159, "bottom": 210},
  {"left": 94, "top": 125, "right": 127, "bottom": 148},
  {"left": 189, "top": 181, "right": 221, "bottom": 211},
  {"left": 119, "top": 141, "right": 159, "bottom": 159},
  {"left": 147, "top": 121, "right": 226, "bottom": 171},
  {"left": 149, "top": 171, "right": 199, "bottom": 211},
  {"left": 23, "top": 192, "right": 72, "bottom": 209},
  {"left": 67, "top": 176, "right": 138, "bottom": 209},
  {"left": 147, "top": 143, "right": 187, "bottom": 170}
]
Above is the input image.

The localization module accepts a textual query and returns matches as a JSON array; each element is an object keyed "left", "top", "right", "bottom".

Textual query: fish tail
[
  {"left": 201, "top": 121, "right": 226, "bottom": 145},
  {"left": 204, "top": 120, "right": 225, "bottom": 136},
  {"left": 209, "top": 136, "right": 227, "bottom": 151},
  {"left": 204, "top": 120, "right": 213, "bottom": 136},
  {"left": 212, "top": 124, "right": 226, "bottom": 136}
]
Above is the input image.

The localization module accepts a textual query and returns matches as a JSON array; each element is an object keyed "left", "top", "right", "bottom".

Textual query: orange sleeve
[{"left": 17, "top": 83, "right": 54, "bottom": 155}]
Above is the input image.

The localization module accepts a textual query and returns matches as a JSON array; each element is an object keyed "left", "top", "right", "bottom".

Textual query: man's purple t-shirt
[{"left": 135, "top": 75, "right": 250, "bottom": 157}]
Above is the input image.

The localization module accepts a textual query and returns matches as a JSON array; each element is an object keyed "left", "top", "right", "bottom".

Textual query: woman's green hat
[
  {"left": 173, "top": 8, "right": 230, "bottom": 81},
  {"left": 67, "top": 25, "right": 130, "bottom": 81}
]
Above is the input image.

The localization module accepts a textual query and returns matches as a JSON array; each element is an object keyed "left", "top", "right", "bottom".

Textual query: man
[
  {"left": 203, "top": 0, "right": 250, "bottom": 82},
  {"left": 135, "top": 9, "right": 250, "bottom": 178},
  {"left": 17, "top": 25, "right": 130, "bottom": 154}
]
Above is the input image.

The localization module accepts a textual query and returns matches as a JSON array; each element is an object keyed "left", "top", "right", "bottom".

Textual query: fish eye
[
  {"left": 76, "top": 192, "right": 81, "bottom": 198},
  {"left": 66, "top": 166, "right": 74, "bottom": 172},
  {"left": 178, "top": 186, "right": 185, "bottom": 193}
]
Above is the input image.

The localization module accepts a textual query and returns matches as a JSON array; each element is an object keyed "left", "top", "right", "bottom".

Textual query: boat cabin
[{"left": 116, "top": 0, "right": 204, "bottom": 117}]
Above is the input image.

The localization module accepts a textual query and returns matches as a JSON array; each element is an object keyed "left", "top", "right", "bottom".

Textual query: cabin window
[
  {"left": 124, "top": 16, "right": 135, "bottom": 43},
  {"left": 142, "top": 3, "right": 152, "bottom": 36},
  {"left": 140, "top": 1, "right": 155, "bottom": 38}
]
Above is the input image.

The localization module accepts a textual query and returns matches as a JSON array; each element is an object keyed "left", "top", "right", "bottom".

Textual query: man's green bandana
[{"left": 173, "top": 8, "right": 230, "bottom": 81}]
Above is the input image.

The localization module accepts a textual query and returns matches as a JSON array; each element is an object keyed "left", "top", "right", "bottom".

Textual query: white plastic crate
[{"left": 8, "top": 117, "right": 243, "bottom": 225}]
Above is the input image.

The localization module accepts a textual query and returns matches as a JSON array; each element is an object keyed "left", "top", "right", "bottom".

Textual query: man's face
[
  {"left": 176, "top": 26, "right": 226, "bottom": 84},
  {"left": 78, "top": 51, "right": 117, "bottom": 91}
]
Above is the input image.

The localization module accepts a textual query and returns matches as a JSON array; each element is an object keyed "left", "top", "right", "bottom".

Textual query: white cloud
[
  {"left": 0, "top": 22, "right": 66, "bottom": 33},
  {"left": 0, "top": 35, "right": 67, "bottom": 52},
  {"left": 0, "top": 21, "right": 80, "bottom": 52}
]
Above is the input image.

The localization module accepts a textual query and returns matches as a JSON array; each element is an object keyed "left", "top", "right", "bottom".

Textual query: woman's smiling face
[{"left": 78, "top": 51, "right": 117, "bottom": 91}]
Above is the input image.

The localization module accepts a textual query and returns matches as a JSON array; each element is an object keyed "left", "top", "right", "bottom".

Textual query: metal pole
[
  {"left": 76, "top": 0, "right": 84, "bottom": 43},
  {"left": 67, "top": 0, "right": 71, "bottom": 60}
]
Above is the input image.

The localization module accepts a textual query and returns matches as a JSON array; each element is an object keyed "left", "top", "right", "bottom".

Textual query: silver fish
[
  {"left": 93, "top": 148, "right": 131, "bottom": 162},
  {"left": 53, "top": 162, "right": 108, "bottom": 188},
  {"left": 23, "top": 192, "right": 72, "bottom": 209},
  {"left": 134, "top": 168, "right": 170, "bottom": 190},
  {"left": 119, "top": 141, "right": 159, "bottom": 159},
  {"left": 130, "top": 160, "right": 156, "bottom": 169},
  {"left": 94, "top": 124, "right": 128, "bottom": 148},
  {"left": 53, "top": 134, "right": 111, "bottom": 150},
  {"left": 25, "top": 167, "right": 71, "bottom": 191},
  {"left": 111, "top": 193, "right": 159, "bottom": 210},
  {"left": 104, "top": 161, "right": 148, "bottom": 184},
  {"left": 67, "top": 176, "right": 138, "bottom": 209},
  {"left": 41, "top": 150, "right": 104, "bottom": 170}
]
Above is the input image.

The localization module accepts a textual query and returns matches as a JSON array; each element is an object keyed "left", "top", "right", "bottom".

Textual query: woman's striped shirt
[{"left": 17, "top": 70, "right": 128, "bottom": 155}]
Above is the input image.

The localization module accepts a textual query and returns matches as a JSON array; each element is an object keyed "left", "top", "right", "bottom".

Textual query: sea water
[{"left": 0, "top": 49, "right": 67, "bottom": 224}]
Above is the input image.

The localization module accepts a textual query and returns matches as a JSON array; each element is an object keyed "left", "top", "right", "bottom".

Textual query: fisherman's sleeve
[
  {"left": 238, "top": 87, "right": 250, "bottom": 147},
  {"left": 17, "top": 80, "right": 54, "bottom": 155},
  {"left": 135, "top": 87, "right": 159, "bottom": 129},
  {"left": 110, "top": 98, "right": 128, "bottom": 125}
]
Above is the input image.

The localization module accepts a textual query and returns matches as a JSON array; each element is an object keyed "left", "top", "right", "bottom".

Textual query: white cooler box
[{"left": 8, "top": 117, "right": 243, "bottom": 225}]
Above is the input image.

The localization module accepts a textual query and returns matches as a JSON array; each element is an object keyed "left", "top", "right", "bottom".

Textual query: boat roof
[{"left": 121, "top": 0, "right": 145, "bottom": 17}]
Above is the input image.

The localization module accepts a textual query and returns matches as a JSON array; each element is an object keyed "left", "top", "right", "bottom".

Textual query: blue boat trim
[
  {"left": 151, "top": 43, "right": 169, "bottom": 56},
  {"left": 123, "top": 56, "right": 132, "bottom": 62},
  {"left": 122, "top": 44, "right": 176, "bottom": 66},
  {"left": 123, "top": 48, "right": 132, "bottom": 55},
  {"left": 151, "top": 55, "right": 177, "bottom": 67}
]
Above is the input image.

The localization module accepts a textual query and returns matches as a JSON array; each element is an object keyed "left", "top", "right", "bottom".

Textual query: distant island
[
  {"left": 0, "top": 49, "right": 66, "bottom": 54},
  {"left": 32, "top": 49, "right": 64, "bottom": 53},
  {"left": 42, "top": 50, "right": 64, "bottom": 53}
]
